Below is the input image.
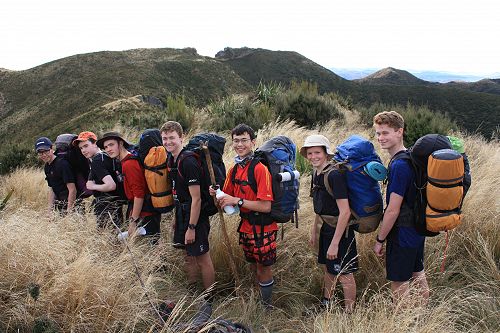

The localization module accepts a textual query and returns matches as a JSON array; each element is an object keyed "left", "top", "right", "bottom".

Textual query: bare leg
[
  {"left": 196, "top": 251, "right": 216, "bottom": 290},
  {"left": 339, "top": 273, "right": 356, "bottom": 312},
  {"left": 185, "top": 254, "right": 199, "bottom": 285},
  {"left": 412, "top": 270, "right": 429, "bottom": 306}
]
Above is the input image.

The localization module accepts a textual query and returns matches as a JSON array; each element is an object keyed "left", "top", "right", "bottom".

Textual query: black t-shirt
[
  {"left": 89, "top": 152, "right": 123, "bottom": 199},
  {"left": 312, "top": 169, "right": 348, "bottom": 217},
  {"left": 168, "top": 151, "right": 201, "bottom": 204},
  {"left": 44, "top": 156, "right": 75, "bottom": 201}
]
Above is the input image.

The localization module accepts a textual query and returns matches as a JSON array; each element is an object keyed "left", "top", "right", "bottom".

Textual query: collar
[{"left": 235, "top": 152, "right": 254, "bottom": 168}]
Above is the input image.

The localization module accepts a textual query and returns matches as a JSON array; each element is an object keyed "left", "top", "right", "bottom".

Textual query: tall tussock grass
[{"left": 0, "top": 121, "right": 499, "bottom": 332}]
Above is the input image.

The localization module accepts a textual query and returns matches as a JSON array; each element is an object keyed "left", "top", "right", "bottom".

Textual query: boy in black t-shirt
[
  {"left": 73, "top": 131, "right": 124, "bottom": 228},
  {"left": 35, "top": 137, "right": 77, "bottom": 214}
]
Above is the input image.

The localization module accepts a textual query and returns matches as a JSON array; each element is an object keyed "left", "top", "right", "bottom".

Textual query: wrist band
[{"left": 376, "top": 235, "right": 386, "bottom": 243}]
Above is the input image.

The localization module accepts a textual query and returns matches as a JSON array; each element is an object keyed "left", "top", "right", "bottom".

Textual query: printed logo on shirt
[{"left": 188, "top": 178, "right": 198, "bottom": 183}]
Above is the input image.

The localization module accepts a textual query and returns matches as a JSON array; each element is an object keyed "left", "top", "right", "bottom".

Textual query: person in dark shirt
[
  {"left": 373, "top": 111, "right": 429, "bottom": 306},
  {"left": 161, "top": 121, "right": 215, "bottom": 317},
  {"left": 97, "top": 132, "right": 161, "bottom": 242},
  {"left": 301, "top": 134, "right": 358, "bottom": 312},
  {"left": 35, "top": 137, "right": 76, "bottom": 214},
  {"left": 73, "top": 131, "right": 124, "bottom": 228}
]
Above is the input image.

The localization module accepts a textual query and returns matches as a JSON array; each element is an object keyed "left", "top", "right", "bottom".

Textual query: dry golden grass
[{"left": 0, "top": 120, "right": 499, "bottom": 332}]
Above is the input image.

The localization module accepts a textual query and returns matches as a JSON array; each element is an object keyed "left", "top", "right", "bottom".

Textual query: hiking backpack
[
  {"left": 231, "top": 136, "right": 300, "bottom": 225},
  {"left": 394, "top": 134, "right": 470, "bottom": 236},
  {"left": 136, "top": 129, "right": 174, "bottom": 213},
  {"left": 319, "top": 135, "right": 385, "bottom": 233},
  {"left": 54, "top": 133, "right": 93, "bottom": 198},
  {"left": 173, "top": 133, "right": 227, "bottom": 217}
]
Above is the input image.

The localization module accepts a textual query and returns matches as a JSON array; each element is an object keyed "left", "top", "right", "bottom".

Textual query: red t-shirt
[
  {"left": 223, "top": 161, "right": 278, "bottom": 234},
  {"left": 122, "top": 154, "right": 154, "bottom": 217}
]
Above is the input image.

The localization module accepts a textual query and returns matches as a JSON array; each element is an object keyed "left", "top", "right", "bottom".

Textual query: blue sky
[{"left": 1, "top": 0, "right": 498, "bottom": 75}]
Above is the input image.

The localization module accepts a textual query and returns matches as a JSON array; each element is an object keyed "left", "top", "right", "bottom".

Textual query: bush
[
  {"left": 0, "top": 146, "right": 37, "bottom": 175},
  {"left": 255, "top": 80, "right": 284, "bottom": 105},
  {"left": 358, "top": 102, "right": 458, "bottom": 146},
  {"left": 274, "top": 81, "right": 344, "bottom": 128},
  {"left": 208, "top": 95, "right": 275, "bottom": 132},
  {"left": 165, "top": 95, "right": 196, "bottom": 131}
]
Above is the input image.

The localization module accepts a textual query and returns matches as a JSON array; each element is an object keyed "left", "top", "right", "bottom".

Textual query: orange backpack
[
  {"left": 425, "top": 149, "right": 465, "bottom": 232},
  {"left": 143, "top": 146, "right": 174, "bottom": 212}
]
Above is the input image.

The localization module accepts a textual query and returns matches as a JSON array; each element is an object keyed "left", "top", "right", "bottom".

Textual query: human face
[
  {"left": 37, "top": 149, "right": 54, "bottom": 164},
  {"left": 232, "top": 132, "right": 255, "bottom": 158},
  {"left": 374, "top": 123, "right": 403, "bottom": 152},
  {"left": 78, "top": 140, "right": 99, "bottom": 159},
  {"left": 161, "top": 130, "right": 183, "bottom": 156},
  {"left": 306, "top": 146, "right": 328, "bottom": 169},
  {"left": 103, "top": 139, "right": 121, "bottom": 159}
]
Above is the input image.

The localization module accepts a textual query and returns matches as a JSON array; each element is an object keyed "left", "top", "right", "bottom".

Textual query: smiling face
[
  {"left": 231, "top": 132, "right": 255, "bottom": 158},
  {"left": 78, "top": 140, "right": 99, "bottom": 159},
  {"left": 103, "top": 139, "right": 121, "bottom": 159},
  {"left": 161, "top": 130, "right": 183, "bottom": 157},
  {"left": 306, "top": 146, "right": 329, "bottom": 169},
  {"left": 374, "top": 123, "right": 403, "bottom": 153},
  {"left": 37, "top": 149, "right": 54, "bottom": 164}
]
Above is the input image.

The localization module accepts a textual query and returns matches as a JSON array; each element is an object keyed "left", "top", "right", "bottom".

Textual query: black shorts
[
  {"left": 93, "top": 198, "right": 124, "bottom": 229},
  {"left": 173, "top": 211, "right": 211, "bottom": 257},
  {"left": 318, "top": 223, "right": 358, "bottom": 276},
  {"left": 386, "top": 237, "right": 425, "bottom": 282},
  {"left": 239, "top": 230, "right": 277, "bottom": 266}
]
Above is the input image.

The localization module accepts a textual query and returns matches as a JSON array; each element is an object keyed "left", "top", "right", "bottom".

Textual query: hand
[
  {"left": 309, "top": 230, "right": 317, "bottom": 248},
  {"left": 326, "top": 242, "right": 339, "bottom": 260},
  {"left": 185, "top": 228, "right": 195, "bottom": 244},
  {"left": 373, "top": 242, "right": 384, "bottom": 257},
  {"left": 208, "top": 185, "right": 218, "bottom": 197},
  {"left": 86, "top": 180, "right": 96, "bottom": 191},
  {"left": 218, "top": 194, "right": 238, "bottom": 209}
]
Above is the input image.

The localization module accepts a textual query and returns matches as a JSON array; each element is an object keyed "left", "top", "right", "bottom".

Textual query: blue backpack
[
  {"left": 322, "top": 135, "right": 384, "bottom": 233},
  {"left": 231, "top": 136, "right": 300, "bottom": 226}
]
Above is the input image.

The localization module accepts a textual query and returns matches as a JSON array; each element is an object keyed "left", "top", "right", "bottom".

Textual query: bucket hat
[
  {"left": 299, "top": 134, "right": 334, "bottom": 158},
  {"left": 96, "top": 132, "right": 131, "bottom": 149}
]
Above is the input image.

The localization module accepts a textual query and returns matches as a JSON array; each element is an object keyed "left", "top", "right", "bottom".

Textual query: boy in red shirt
[
  {"left": 212, "top": 123, "right": 276, "bottom": 307},
  {"left": 97, "top": 132, "right": 161, "bottom": 241}
]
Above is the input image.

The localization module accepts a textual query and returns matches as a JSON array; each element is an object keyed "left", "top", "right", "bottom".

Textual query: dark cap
[
  {"left": 34, "top": 137, "right": 53, "bottom": 152},
  {"left": 96, "top": 132, "right": 131, "bottom": 149}
]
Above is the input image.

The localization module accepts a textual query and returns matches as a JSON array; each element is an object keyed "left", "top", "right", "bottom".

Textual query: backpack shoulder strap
[
  {"left": 176, "top": 150, "right": 200, "bottom": 179},
  {"left": 246, "top": 158, "right": 260, "bottom": 195},
  {"left": 320, "top": 162, "right": 339, "bottom": 197}
]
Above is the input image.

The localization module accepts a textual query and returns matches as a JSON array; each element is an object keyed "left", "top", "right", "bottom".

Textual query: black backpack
[
  {"left": 171, "top": 133, "right": 226, "bottom": 216},
  {"left": 54, "top": 134, "right": 93, "bottom": 198}
]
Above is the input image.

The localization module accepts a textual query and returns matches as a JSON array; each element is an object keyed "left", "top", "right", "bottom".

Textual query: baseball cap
[
  {"left": 299, "top": 134, "right": 334, "bottom": 158},
  {"left": 72, "top": 131, "right": 98, "bottom": 146},
  {"left": 34, "top": 137, "right": 53, "bottom": 152}
]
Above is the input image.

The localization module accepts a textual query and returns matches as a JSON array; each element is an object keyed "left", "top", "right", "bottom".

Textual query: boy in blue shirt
[{"left": 373, "top": 111, "right": 429, "bottom": 306}]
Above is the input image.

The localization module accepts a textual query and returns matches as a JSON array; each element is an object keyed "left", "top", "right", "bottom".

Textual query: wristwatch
[
  {"left": 188, "top": 224, "right": 196, "bottom": 230},
  {"left": 237, "top": 198, "right": 244, "bottom": 208},
  {"left": 376, "top": 235, "right": 386, "bottom": 244}
]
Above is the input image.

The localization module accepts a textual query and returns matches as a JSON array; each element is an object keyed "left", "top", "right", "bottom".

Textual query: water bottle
[{"left": 215, "top": 188, "right": 239, "bottom": 215}]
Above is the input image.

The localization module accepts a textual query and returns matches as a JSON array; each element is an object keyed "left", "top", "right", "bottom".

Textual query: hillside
[
  {"left": 356, "top": 67, "right": 432, "bottom": 86},
  {"left": 445, "top": 78, "right": 500, "bottom": 95}
]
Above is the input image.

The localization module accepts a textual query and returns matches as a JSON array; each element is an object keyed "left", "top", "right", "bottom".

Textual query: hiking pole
[
  {"left": 109, "top": 214, "right": 166, "bottom": 326},
  {"left": 0, "top": 189, "right": 14, "bottom": 211},
  {"left": 200, "top": 141, "right": 241, "bottom": 289}
]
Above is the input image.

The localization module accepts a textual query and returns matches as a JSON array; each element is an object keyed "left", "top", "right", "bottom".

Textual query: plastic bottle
[{"left": 215, "top": 188, "right": 239, "bottom": 215}]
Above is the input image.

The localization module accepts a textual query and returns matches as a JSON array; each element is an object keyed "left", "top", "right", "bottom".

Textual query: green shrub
[
  {"left": 0, "top": 146, "right": 37, "bottom": 175},
  {"left": 274, "top": 81, "right": 344, "bottom": 128},
  {"left": 208, "top": 96, "right": 275, "bottom": 132},
  {"left": 165, "top": 95, "right": 196, "bottom": 131},
  {"left": 255, "top": 80, "right": 284, "bottom": 105},
  {"left": 358, "top": 102, "right": 458, "bottom": 146}
]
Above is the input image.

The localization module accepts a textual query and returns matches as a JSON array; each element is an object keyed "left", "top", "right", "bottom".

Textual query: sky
[{"left": 1, "top": 0, "right": 499, "bottom": 75}]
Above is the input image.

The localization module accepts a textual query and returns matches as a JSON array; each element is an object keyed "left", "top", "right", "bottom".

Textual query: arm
[
  {"left": 185, "top": 185, "right": 202, "bottom": 244},
  {"left": 218, "top": 194, "right": 271, "bottom": 213},
  {"left": 48, "top": 189, "right": 55, "bottom": 214},
  {"left": 373, "top": 192, "right": 403, "bottom": 256},
  {"left": 128, "top": 197, "right": 145, "bottom": 235},
  {"left": 86, "top": 175, "right": 116, "bottom": 192},
  {"left": 66, "top": 182, "right": 77, "bottom": 212},
  {"left": 326, "top": 199, "right": 351, "bottom": 260}
]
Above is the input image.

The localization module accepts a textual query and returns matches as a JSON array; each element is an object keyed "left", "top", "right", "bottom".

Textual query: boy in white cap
[{"left": 301, "top": 134, "right": 358, "bottom": 312}]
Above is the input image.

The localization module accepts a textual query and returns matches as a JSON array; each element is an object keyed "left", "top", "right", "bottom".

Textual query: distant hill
[
  {"left": 355, "top": 67, "right": 431, "bottom": 86},
  {"left": 0, "top": 47, "right": 499, "bottom": 160},
  {"left": 445, "top": 79, "right": 500, "bottom": 95}
]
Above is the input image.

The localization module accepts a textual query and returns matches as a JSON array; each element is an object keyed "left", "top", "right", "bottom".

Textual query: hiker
[
  {"left": 161, "top": 121, "right": 216, "bottom": 306},
  {"left": 210, "top": 123, "right": 277, "bottom": 307},
  {"left": 35, "top": 137, "right": 77, "bottom": 214},
  {"left": 97, "top": 132, "right": 161, "bottom": 242},
  {"left": 73, "top": 131, "right": 124, "bottom": 228},
  {"left": 373, "top": 111, "right": 430, "bottom": 305},
  {"left": 302, "top": 134, "right": 358, "bottom": 312}
]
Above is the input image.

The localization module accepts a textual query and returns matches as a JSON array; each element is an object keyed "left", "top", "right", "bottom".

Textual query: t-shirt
[
  {"left": 223, "top": 161, "right": 277, "bottom": 234},
  {"left": 387, "top": 156, "right": 424, "bottom": 247},
  {"left": 121, "top": 154, "right": 154, "bottom": 217},
  {"left": 312, "top": 168, "right": 348, "bottom": 217},
  {"left": 44, "top": 156, "right": 75, "bottom": 201},
  {"left": 169, "top": 151, "right": 201, "bottom": 204},
  {"left": 89, "top": 152, "right": 122, "bottom": 200}
]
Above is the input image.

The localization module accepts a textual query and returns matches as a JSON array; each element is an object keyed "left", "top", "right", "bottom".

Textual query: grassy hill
[{"left": 355, "top": 67, "right": 431, "bottom": 86}]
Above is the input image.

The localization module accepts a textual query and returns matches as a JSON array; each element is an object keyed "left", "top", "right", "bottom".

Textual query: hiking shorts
[
  {"left": 93, "top": 198, "right": 124, "bottom": 229},
  {"left": 386, "top": 238, "right": 425, "bottom": 282},
  {"left": 239, "top": 230, "right": 277, "bottom": 266},
  {"left": 318, "top": 223, "right": 359, "bottom": 276}
]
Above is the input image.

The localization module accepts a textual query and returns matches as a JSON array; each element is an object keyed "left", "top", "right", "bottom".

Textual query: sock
[{"left": 259, "top": 278, "right": 274, "bottom": 307}]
